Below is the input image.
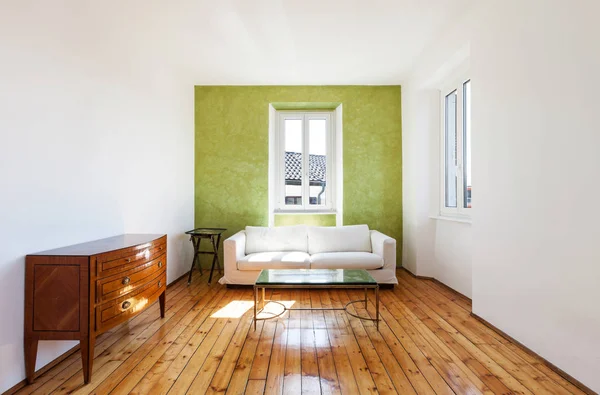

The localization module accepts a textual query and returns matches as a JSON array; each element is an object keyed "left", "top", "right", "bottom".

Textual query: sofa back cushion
[
  {"left": 245, "top": 225, "right": 308, "bottom": 254},
  {"left": 307, "top": 225, "right": 372, "bottom": 254}
]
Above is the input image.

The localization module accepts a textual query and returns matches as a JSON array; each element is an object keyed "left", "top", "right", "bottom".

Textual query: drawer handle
[
  {"left": 158, "top": 246, "right": 163, "bottom": 250},
  {"left": 158, "top": 261, "right": 163, "bottom": 268},
  {"left": 158, "top": 280, "right": 162, "bottom": 288},
  {"left": 125, "top": 258, "right": 131, "bottom": 263},
  {"left": 122, "top": 301, "right": 131, "bottom": 310},
  {"left": 122, "top": 276, "right": 131, "bottom": 285}
]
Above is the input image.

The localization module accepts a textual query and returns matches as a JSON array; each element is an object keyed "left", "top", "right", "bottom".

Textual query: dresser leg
[
  {"left": 159, "top": 290, "right": 166, "bottom": 318},
  {"left": 24, "top": 336, "right": 38, "bottom": 384},
  {"left": 81, "top": 336, "right": 94, "bottom": 384}
]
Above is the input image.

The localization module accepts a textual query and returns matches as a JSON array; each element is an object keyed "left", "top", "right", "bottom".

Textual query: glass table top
[
  {"left": 255, "top": 269, "right": 377, "bottom": 286},
  {"left": 185, "top": 228, "right": 227, "bottom": 235}
]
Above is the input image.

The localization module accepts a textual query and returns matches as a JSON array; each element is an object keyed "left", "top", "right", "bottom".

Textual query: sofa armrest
[
  {"left": 370, "top": 230, "right": 396, "bottom": 270},
  {"left": 224, "top": 231, "right": 246, "bottom": 271}
]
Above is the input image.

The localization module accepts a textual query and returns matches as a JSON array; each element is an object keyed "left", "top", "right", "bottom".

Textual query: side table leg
[
  {"left": 208, "top": 235, "right": 220, "bottom": 284},
  {"left": 364, "top": 288, "right": 368, "bottom": 309},
  {"left": 195, "top": 237, "right": 203, "bottom": 275},
  {"left": 24, "top": 336, "right": 38, "bottom": 384},
  {"left": 262, "top": 287, "right": 266, "bottom": 309},
  {"left": 216, "top": 234, "right": 223, "bottom": 274},
  {"left": 188, "top": 237, "right": 199, "bottom": 285}
]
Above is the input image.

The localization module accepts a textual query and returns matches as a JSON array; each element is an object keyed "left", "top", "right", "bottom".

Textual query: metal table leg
[
  {"left": 376, "top": 286, "right": 380, "bottom": 331},
  {"left": 254, "top": 286, "right": 258, "bottom": 330}
]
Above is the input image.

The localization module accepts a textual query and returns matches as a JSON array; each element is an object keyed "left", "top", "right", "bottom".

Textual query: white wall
[
  {"left": 404, "top": 0, "right": 600, "bottom": 391},
  {"left": 401, "top": 5, "right": 475, "bottom": 298},
  {"left": 0, "top": 2, "right": 194, "bottom": 392},
  {"left": 471, "top": 1, "right": 600, "bottom": 391}
]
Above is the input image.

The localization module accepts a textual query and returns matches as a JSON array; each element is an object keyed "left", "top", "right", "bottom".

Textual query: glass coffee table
[{"left": 254, "top": 269, "right": 380, "bottom": 330}]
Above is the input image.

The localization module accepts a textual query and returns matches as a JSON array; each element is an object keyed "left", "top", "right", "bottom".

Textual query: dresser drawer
[
  {"left": 96, "top": 254, "right": 165, "bottom": 303},
  {"left": 97, "top": 238, "right": 166, "bottom": 278},
  {"left": 95, "top": 272, "right": 166, "bottom": 332}
]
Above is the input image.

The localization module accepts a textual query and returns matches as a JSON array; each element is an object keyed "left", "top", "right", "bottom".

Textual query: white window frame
[
  {"left": 440, "top": 74, "right": 471, "bottom": 218},
  {"left": 274, "top": 110, "right": 337, "bottom": 213}
]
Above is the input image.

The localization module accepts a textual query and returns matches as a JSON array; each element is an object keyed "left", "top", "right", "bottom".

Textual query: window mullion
[{"left": 302, "top": 115, "right": 309, "bottom": 210}]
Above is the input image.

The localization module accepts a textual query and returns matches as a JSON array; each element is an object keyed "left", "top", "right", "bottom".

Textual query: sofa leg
[
  {"left": 226, "top": 284, "right": 253, "bottom": 289},
  {"left": 379, "top": 284, "right": 395, "bottom": 290}
]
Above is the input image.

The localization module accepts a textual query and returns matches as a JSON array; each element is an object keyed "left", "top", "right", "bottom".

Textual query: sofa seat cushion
[
  {"left": 237, "top": 251, "right": 311, "bottom": 271},
  {"left": 310, "top": 252, "right": 383, "bottom": 270}
]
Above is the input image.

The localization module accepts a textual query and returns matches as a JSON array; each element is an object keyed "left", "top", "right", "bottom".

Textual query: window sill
[
  {"left": 429, "top": 215, "right": 472, "bottom": 224},
  {"left": 274, "top": 210, "right": 337, "bottom": 215}
]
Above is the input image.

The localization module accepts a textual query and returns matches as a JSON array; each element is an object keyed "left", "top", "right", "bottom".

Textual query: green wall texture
[{"left": 195, "top": 86, "right": 402, "bottom": 265}]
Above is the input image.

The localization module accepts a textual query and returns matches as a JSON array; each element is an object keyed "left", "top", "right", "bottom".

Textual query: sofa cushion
[
  {"left": 245, "top": 225, "right": 308, "bottom": 254},
  {"left": 307, "top": 225, "right": 372, "bottom": 254},
  {"left": 237, "top": 251, "right": 311, "bottom": 271},
  {"left": 310, "top": 252, "right": 383, "bottom": 269}
]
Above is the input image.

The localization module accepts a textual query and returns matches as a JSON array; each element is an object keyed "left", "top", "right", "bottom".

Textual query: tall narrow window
[
  {"left": 441, "top": 77, "right": 471, "bottom": 217},
  {"left": 275, "top": 111, "right": 336, "bottom": 211},
  {"left": 445, "top": 90, "right": 458, "bottom": 208}
]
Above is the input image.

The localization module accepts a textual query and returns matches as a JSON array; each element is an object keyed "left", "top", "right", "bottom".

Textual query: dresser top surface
[{"left": 29, "top": 234, "right": 166, "bottom": 256}]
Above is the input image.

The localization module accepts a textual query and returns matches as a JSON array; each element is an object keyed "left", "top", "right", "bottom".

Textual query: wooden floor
[{"left": 17, "top": 269, "right": 586, "bottom": 395}]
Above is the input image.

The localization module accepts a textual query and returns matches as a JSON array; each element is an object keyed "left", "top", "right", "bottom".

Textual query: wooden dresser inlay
[{"left": 24, "top": 234, "right": 167, "bottom": 385}]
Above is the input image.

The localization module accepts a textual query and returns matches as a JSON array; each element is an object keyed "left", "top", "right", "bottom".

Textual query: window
[
  {"left": 274, "top": 111, "right": 336, "bottom": 212},
  {"left": 441, "top": 78, "right": 471, "bottom": 217}
]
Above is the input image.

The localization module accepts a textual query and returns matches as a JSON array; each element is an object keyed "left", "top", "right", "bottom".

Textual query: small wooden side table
[{"left": 185, "top": 228, "right": 227, "bottom": 284}]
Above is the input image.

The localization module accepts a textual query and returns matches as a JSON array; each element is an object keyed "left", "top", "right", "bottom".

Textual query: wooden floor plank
[
  {"left": 14, "top": 270, "right": 588, "bottom": 395},
  {"left": 310, "top": 291, "right": 341, "bottom": 395},
  {"left": 22, "top": 277, "right": 195, "bottom": 395},
  {"left": 346, "top": 289, "right": 420, "bottom": 395},
  {"left": 249, "top": 289, "right": 276, "bottom": 381},
  {"left": 144, "top": 288, "right": 238, "bottom": 394},
  {"left": 329, "top": 289, "right": 379, "bottom": 394},
  {"left": 243, "top": 379, "right": 265, "bottom": 395},
  {"left": 397, "top": 274, "right": 581, "bottom": 395},
  {"left": 108, "top": 286, "right": 228, "bottom": 394},
  {"left": 390, "top": 283, "right": 532, "bottom": 395},
  {"left": 52, "top": 277, "right": 210, "bottom": 395},
  {"left": 263, "top": 289, "right": 291, "bottom": 394},
  {"left": 283, "top": 289, "right": 302, "bottom": 394},
  {"left": 336, "top": 289, "right": 401, "bottom": 394},
  {"left": 185, "top": 289, "right": 255, "bottom": 394},
  {"left": 166, "top": 289, "right": 245, "bottom": 394},
  {"left": 205, "top": 290, "right": 257, "bottom": 394},
  {"left": 225, "top": 315, "right": 265, "bottom": 394},
  {"left": 300, "top": 289, "right": 321, "bottom": 394},
  {"left": 318, "top": 290, "right": 361, "bottom": 395}
]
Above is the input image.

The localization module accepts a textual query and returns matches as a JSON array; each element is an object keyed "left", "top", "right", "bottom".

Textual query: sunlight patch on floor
[{"left": 211, "top": 300, "right": 254, "bottom": 318}]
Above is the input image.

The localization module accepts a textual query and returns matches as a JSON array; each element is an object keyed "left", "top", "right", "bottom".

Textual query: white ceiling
[
  {"left": 10, "top": 0, "right": 473, "bottom": 85},
  {"left": 144, "top": 0, "right": 474, "bottom": 85}
]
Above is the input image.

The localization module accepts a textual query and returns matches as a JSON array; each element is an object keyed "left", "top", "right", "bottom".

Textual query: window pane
[
  {"left": 284, "top": 119, "right": 302, "bottom": 206},
  {"left": 445, "top": 90, "right": 457, "bottom": 208},
  {"left": 308, "top": 119, "right": 327, "bottom": 206},
  {"left": 463, "top": 80, "right": 472, "bottom": 208}
]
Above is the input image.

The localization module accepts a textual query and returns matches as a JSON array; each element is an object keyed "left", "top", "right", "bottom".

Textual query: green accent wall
[
  {"left": 274, "top": 214, "right": 337, "bottom": 227},
  {"left": 195, "top": 86, "right": 402, "bottom": 265}
]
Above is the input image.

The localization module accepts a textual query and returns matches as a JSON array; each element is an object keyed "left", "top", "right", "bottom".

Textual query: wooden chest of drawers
[{"left": 24, "top": 234, "right": 167, "bottom": 385}]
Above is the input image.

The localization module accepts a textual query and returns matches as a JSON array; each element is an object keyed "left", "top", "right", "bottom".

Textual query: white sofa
[{"left": 219, "top": 224, "right": 398, "bottom": 285}]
